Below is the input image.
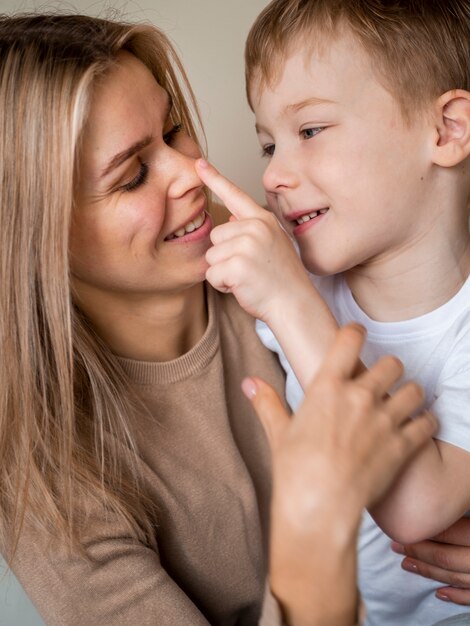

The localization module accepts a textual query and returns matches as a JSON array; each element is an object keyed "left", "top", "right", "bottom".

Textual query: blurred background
[{"left": 0, "top": 0, "right": 270, "bottom": 623}]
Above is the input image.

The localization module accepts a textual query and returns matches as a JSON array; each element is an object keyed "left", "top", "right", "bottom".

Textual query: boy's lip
[
  {"left": 285, "top": 207, "right": 330, "bottom": 224},
  {"left": 285, "top": 207, "right": 330, "bottom": 237}
]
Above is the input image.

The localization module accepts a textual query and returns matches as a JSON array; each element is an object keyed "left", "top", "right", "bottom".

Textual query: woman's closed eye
[
  {"left": 120, "top": 161, "right": 149, "bottom": 193},
  {"left": 118, "top": 124, "right": 183, "bottom": 193}
]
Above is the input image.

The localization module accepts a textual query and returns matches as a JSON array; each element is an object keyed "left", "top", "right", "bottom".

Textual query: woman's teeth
[
  {"left": 166, "top": 211, "right": 205, "bottom": 240},
  {"left": 296, "top": 208, "right": 328, "bottom": 225}
]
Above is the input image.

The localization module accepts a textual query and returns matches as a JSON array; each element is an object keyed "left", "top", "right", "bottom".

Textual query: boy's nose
[{"left": 262, "top": 155, "right": 299, "bottom": 194}]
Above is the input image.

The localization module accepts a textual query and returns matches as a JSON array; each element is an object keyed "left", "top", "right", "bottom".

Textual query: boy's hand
[{"left": 195, "top": 159, "right": 314, "bottom": 323}]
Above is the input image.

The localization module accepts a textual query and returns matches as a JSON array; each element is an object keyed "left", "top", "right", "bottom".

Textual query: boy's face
[{"left": 251, "top": 32, "right": 437, "bottom": 276}]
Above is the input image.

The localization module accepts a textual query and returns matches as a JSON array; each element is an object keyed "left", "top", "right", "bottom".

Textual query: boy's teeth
[
  {"left": 168, "top": 211, "right": 205, "bottom": 239},
  {"left": 296, "top": 209, "right": 328, "bottom": 225}
]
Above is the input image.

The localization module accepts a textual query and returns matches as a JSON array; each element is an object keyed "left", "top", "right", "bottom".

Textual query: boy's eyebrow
[
  {"left": 255, "top": 96, "right": 335, "bottom": 134},
  {"left": 100, "top": 93, "right": 173, "bottom": 178},
  {"left": 284, "top": 96, "right": 335, "bottom": 113}
]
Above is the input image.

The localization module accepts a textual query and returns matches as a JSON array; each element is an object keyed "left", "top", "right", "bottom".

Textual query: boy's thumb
[{"left": 242, "top": 377, "right": 290, "bottom": 454}]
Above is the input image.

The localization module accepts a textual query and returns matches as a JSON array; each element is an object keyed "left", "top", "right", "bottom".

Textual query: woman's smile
[{"left": 71, "top": 51, "right": 212, "bottom": 297}]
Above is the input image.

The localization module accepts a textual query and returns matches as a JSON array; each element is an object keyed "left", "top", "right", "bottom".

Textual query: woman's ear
[{"left": 432, "top": 89, "right": 470, "bottom": 167}]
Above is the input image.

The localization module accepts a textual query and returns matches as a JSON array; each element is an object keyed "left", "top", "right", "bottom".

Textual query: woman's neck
[{"left": 73, "top": 281, "right": 208, "bottom": 362}]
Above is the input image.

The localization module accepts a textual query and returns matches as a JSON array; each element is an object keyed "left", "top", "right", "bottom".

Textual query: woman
[{"left": 0, "top": 13, "right": 465, "bottom": 626}]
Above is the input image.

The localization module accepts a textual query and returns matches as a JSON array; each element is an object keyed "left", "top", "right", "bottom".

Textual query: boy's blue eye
[
  {"left": 301, "top": 127, "right": 324, "bottom": 139},
  {"left": 121, "top": 161, "right": 149, "bottom": 192},
  {"left": 163, "top": 123, "right": 183, "bottom": 145},
  {"left": 261, "top": 143, "right": 275, "bottom": 158}
]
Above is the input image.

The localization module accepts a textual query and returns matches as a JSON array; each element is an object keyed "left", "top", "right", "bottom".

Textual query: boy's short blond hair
[{"left": 245, "top": 0, "right": 470, "bottom": 121}]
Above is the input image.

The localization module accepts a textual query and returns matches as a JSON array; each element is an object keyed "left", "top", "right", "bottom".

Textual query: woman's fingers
[
  {"left": 393, "top": 538, "right": 470, "bottom": 576},
  {"left": 399, "top": 410, "right": 437, "bottom": 453},
  {"left": 384, "top": 382, "right": 426, "bottom": 424},
  {"left": 319, "top": 323, "right": 366, "bottom": 380},
  {"left": 195, "top": 159, "right": 264, "bottom": 221},
  {"left": 242, "top": 377, "right": 290, "bottom": 454},
  {"left": 355, "top": 355, "right": 404, "bottom": 399},
  {"left": 391, "top": 539, "right": 470, "bottom": 603}
]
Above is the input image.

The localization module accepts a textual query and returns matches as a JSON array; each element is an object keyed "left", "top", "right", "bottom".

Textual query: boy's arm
[
  {"left": 371, "top": 365, "right": 470, "bottom": 544},
  {"left": 371, "top": 439, "right": 470, "bottom": 544},
  {"left": 196, "top": 160, "right": 470, "bottom": 545},
  {"left": 196, "top": 160, "right": 338, "bottom": 388}
]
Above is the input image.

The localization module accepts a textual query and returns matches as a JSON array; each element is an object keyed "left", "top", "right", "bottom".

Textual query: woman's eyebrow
[
  {"left": 100, "top": 92, "right": 173, "bottom": 179},
  {"left": 101, "top": 135, "right": 154, "bottom": 178}
]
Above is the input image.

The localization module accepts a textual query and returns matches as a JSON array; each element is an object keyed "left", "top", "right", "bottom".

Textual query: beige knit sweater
[{"left": 10, "top": 287, "right": 287, "bottom": 625}]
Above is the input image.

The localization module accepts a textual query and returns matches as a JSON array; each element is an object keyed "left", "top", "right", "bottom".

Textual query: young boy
[{"left": 196, "top": 0, "right": 470, "bottom": 624}]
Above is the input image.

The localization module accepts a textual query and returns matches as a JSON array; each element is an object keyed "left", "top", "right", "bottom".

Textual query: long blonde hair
[{"left": 0, "top": 13, "right": 204, "bottom": 561}]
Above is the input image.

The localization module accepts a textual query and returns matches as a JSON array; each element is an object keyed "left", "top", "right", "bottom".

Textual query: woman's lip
[
  {"left": 164, "top": 210, "right": 213, "bottom": 244},
  {"left": 164, "top": 196, "right": 208, "bottom": 240}
]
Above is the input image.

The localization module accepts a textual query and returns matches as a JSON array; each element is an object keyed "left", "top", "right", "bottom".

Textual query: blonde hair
[
  {"left": 0, "top": 13, "right": 204, "bottom": 561},
  {"left": 245, "top": 0, "right": 470, "bottom": 121}
]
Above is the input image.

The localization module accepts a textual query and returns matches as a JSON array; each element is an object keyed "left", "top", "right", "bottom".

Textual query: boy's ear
[{"left": 432, "top": 89, "right": 470, "bottom": 167}]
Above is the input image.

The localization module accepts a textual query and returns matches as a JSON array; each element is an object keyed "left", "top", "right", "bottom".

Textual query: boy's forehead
[{"left": 250, "top": 32, "right": 377, "bottom": 112}]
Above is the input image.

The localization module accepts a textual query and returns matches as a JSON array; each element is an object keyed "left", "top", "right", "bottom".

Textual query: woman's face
[{"left": 71, "top": 52, "right": 212, "bottom": 300}]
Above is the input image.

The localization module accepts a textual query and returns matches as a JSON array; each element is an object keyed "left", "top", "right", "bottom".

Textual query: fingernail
[
  {"left": 242, "top": 377, "right": 258, "bottom": 399},
  {"left": 436, "top": 590, "right": 451, "bottom": 602},
  {"left": 197, "top": 158, "right": 209, "bottom": 169},
  {"left": 391, "top": 542, "right": 405, "bottom": 555},
  {"left": 401, "top": 559, "right": 418, "bottom": 573},
  {"left": 349, "top": 322, "right": 366, "bottom": 335}
]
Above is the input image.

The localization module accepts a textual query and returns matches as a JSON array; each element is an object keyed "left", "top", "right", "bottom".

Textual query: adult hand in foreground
[{"left": 243, "top": 324, "right": 437, "bottom": 626}]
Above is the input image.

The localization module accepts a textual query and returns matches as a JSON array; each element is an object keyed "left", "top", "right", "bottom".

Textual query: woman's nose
[{"left": 164, "top": 141, "right": 204, "bottom": 199}]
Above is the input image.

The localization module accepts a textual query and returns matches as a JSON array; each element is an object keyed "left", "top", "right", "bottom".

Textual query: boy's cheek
[{"left": 265, "top": 193, "right": 283, "bottom": 220}]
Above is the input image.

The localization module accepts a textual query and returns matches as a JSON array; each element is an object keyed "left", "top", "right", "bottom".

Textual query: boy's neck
[{"left": 345, "top": 215, "right": 470, "bottom": 322}]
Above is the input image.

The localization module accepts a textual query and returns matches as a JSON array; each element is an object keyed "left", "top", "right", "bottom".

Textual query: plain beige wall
[
  {"left": 0, "top": 0, "right": 271, "bottom": 202},
  {"left": 0, "top": 2, "right": 271, "bottom": 624}
]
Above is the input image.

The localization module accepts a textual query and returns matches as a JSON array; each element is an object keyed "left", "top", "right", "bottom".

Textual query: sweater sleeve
[{"left": 9, "top": 516, "right": 210, "bottom": 626}]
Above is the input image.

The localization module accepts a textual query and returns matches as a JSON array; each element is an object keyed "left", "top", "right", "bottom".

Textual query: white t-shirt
[{"left": 257, "top": 273, "right": 470, "bottom": 626}]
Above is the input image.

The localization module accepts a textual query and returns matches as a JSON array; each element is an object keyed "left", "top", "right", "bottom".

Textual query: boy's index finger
[{"left": 195, "top": 159, "right": 264, "bottom": 221}]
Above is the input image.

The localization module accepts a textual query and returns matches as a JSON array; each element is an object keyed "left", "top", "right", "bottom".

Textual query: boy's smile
[{"left": 250, "top": 31, "right": 439, "bottom": 279}]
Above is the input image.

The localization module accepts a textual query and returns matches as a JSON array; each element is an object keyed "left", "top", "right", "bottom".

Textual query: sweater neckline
[{"left": 116, "top": 285, "right": 219, "bottom": 385}]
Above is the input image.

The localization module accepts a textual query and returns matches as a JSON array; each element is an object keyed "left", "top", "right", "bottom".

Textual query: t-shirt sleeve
[
  {"left": 9, "top": 515, "right": 210, "bottom": 626},
  {"left": 431, "top": 366, "right": 470, "bottom": 453},
  {"left": 256, "top": 319, "right": 304, "bottom": 412}
]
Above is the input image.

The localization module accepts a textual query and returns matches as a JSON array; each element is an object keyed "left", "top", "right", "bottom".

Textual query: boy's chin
[{"left": 298, "top": 250, "right": 338, "bottom": 277}]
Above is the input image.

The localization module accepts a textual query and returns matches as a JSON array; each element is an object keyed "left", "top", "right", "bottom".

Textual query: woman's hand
[
  {"left": 195, "top": 159, "right": 315, "bottom": 324},
  {"left": 392, "top": 518, "right": 470, "bottom": 605},
  {"left": 243, "top": 324, "right": 437, "bottom": 626}
]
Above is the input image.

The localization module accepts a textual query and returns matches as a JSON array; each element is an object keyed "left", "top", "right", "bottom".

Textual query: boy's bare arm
[
  {"left": 196, "top": 161, "right": 470, "bottom": 546},
  {"left": 370, "top": 440, "right": 470, "bottom": 545},
  {"left": 196, "top": 159, "right": 338, "bottom": 387}
]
